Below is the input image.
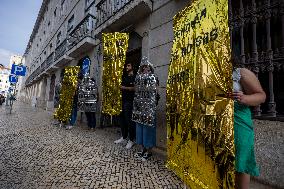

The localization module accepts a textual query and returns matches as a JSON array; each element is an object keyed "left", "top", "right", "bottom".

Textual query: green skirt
[{"left": 234, "top": 102, "right": 259, "bottom": 176}]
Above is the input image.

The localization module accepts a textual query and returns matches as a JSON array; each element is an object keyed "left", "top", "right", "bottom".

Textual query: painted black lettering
[
  {"left": 203, "top": 32, "right": 209, "bottom": 45},
  {"left": 181, "top": 47, "right": 187, "bottom": 56},
  {"left": 210, "top": 28, "right": 218, "bottom": 41},
  {"left": 191, "top": 21, "right": 196, "bottom": 29},
  {"left": 196, "top": 36, "right": 203, "bottom": 47},
  {"left": 200, "top": 8, "right": 206, "bottom": 20}
]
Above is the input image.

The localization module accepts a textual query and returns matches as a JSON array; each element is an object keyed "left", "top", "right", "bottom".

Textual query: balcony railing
[
  {"left": 67, "top": 14, "right": 96, "bottom": 49},
  {"left": 41, "top": 60, "right": 46, "bottom": 73},
  {"left": 54, "top": 39, "right": 67, "bottom": 61},
  {"left": 45, "top": 52, "right": 54, "bottom": 69},
  {"left": 96, "top": 0, "right": 132, "bottom": 27}
]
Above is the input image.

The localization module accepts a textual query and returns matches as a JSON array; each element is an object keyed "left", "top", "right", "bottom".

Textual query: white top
[{"left": 233, "top": 68, "right": 242, "bottom": 92}]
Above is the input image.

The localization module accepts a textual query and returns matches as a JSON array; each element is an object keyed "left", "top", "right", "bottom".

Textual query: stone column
[
  {"left": 240, "top": 0, "right": 245, "bottom": 63},
  {"left": 251, "top": 0, "right": 258, "bottom": 62},
  {"left": 281, "top": 0, "right": 284, "bottom": 55},
  {"left": 265, "top": 0, "right": 276, "bottom": 117},
  {"left": 251, "top": 0, "right": 262, "bottom": 116}
]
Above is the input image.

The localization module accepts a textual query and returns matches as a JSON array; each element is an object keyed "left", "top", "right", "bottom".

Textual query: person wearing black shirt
[{"left": 114, "top": 63, "right": 136, "bottom": 149}]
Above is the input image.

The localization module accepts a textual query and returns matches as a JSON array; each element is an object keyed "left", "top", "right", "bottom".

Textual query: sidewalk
[{"left": 0, "top": 102, "right": 279, "bottom": 188}]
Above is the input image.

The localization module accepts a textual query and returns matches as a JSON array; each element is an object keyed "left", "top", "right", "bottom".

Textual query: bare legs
[{"left": 235, "top": 173, "right": 250, "bottom": 189}]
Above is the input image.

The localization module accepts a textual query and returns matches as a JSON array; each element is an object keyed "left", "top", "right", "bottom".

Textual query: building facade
[
  {"left": 10, "top": 55, "right": 24, "bottom": 98},
  {"left": 0, "top": 69, "right": 10, "bottom": 97},
  {"left": 21, "top": 0, "right": 283, "bottom": 187},
  {"left": 0, "top": 55, "right": 23, "bottom": 97}
]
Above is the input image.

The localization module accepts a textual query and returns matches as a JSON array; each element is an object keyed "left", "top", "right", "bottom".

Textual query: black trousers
[
  {"left": 85, "top": 112, "right": 96, "bottom": 128},
  {"left": 121, "top": 101, "right": 135, "bottom": 141}
]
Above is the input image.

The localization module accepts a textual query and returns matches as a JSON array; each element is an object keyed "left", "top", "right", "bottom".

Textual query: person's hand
[{"left": 232, "top": 91, "right": 249, "bottom": 104}]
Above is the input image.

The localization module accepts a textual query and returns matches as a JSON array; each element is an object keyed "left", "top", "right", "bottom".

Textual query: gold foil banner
[
  {"left": 166, "top": 0, "right": 234, "bottom": 188},
  {"left": 102, "top": 32, "right": 129, "bottom": 115},
  {"left": 54, "top": 66, "right": 80, "bottom": 122}
]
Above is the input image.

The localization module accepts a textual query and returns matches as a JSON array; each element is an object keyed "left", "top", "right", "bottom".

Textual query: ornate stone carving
[
  {"left": 252, "top": 64, "right": 260, "bottom": 73},
  {"left": 280, "top": 1, "right": 284, "bottom": 15},
  {"left": 267, "top": 102, "right": 277, "bottom": 117},
  {"left": 259, "top": 63, "right": 266, "bottom": 72},
  {"left": 251, "top": 16, "right": 258, "bottom": 24},
  {"left": 254, "top": 105, "right": 262, "bottom": 117},
  {"left": 267, "top": 61, "right": 274, "bottom": 72},
  {"left": 264, "top": 9, "right": 272, "bottom": 20}
]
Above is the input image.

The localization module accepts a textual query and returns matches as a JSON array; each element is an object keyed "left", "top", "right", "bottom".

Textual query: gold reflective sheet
[
  {"left": 102, "top": 32, "right": 129, "bottom": 115},
  {"left": 54, "top": 66, "right": 80, "bottom": 122},
  {"left": 166, "top": 0, "right": 234, "bottom": 188}
]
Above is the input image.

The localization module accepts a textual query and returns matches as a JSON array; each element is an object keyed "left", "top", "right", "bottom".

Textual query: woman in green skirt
[{"left": 232, "top": 64, "right": 266, "bottom": 189}]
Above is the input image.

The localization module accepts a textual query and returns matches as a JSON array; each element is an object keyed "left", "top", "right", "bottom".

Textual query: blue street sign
[
  {"left": 82, "top": 58, "right": 91, "bottom": 75},
  {"left": 9, "top": 74, "right": 18, "bottom": 83},
  {"left": 11, "top": 64, "right": 26, "bottom": 76}
]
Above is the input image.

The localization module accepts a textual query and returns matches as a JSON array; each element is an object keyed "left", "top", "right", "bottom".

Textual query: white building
[
  {"left": 0, "top": 55, "right": 22, "bottom": 97},
  {"left": 0, "top": 69, "right": 10, "bottom": 97}
]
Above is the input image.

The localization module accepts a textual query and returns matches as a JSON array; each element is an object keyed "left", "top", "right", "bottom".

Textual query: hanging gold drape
[
  {"left": 166, "top": 0, "right": 234, "bottom": 188},
  {"left": 102, "top": 32, "right": 129, "bottom": 115},
  {"left": 54, "top": 66, "right": 80, "bottom": 122}
]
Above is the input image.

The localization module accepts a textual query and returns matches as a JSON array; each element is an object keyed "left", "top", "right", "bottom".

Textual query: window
[
  {"left": 40, "top": 38, "right": 41, "bottom": 42},
  {"left": 56, "top": 32, "right": 62, "bottom": 45},
  {"left": 44, "top": 30, "right": 46, "bottom": 35},
  {"left": 54, "top": 7, "right": 57, "bottom": 17},
  {"left": 60, "top": 0, "right": 66, "bottom": 16},
  {"left": 67, "top": 15, "right": 74, "bottom": 32},
  {"left": 86, "top": 0, "right": 91, "bottom": 8},
  {"left": 48, "top": 21, "right": 50, "bottom": 26},
  {"left": 44, "top": 51, "right": 46, "bottom": 55},
  {"left": 50, "top": 43, "right": 53, "bottom": 49}
]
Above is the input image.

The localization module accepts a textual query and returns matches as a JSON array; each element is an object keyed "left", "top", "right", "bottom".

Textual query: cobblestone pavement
[
  {"left": 0, "top": 103, "right": 184, "bottom": 189},
  {"left": 0, "top": 103, "right": 279, "bottom": 189}
]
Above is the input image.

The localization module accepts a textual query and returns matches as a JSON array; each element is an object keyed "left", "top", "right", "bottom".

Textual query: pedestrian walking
[
  {"left": 231, "top": 57, "right": 266, "bottom": 189},
  {"left": 114, "top": 62, "right": 136, "bottom": 149}
]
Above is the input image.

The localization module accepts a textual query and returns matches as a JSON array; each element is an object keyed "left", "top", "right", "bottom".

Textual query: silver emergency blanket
[
  {"left": 132, "top": 57, "right": 158, "bottom": 126},
  {"left": 78, "top": 74, "right": 97, "bottom": 112}
]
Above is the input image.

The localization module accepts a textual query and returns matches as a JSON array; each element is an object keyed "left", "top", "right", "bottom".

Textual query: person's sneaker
[
  {"left": 125, "top": 140, "right": 135, "bottom": 149},
  {"left": 114, "top": 137, "right": 125, "bottom": 144},
  {"left": 141, "top": 152, "right": 152, "bottom": 161},
  {"left": 66, "top": 125, "right": 73, "bottom": 130},
  {"left": 134, "top": 151, "right": 144, "bottom": 159}
]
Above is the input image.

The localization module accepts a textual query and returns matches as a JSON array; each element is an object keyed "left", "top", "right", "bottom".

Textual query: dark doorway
[
  {"left": 125, "top": 31, "right": 143, "bottom": 74},
  {"left": 48, "top": 74, "right": 56, "bottom": 101}
]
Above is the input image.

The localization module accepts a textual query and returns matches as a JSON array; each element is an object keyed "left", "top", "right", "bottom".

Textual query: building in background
[
  {"left": 20, "top": 1, "right": 283, "bottom": 187},
  {"left": 9, "top": 55, "right": 23, "bottom": 97},
  {"left": 9, "top": 55, "right": 22, "bottom": 67},
  {"left": 0, "top": 68, "right": 10, "bottom": 97},
  {"left": 0, "top": 55, "right": 22, "bottom": 97}
]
